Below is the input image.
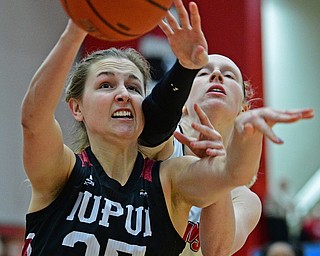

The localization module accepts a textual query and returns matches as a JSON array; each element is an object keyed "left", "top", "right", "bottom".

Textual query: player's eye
[
  {"left": 100, "top": 82, "right": 112, "bottom": 89},
  {"left": 197, "top": 71, "right": 209, "bottom": 77},
  {"left": 224, "top": 73, "right": 236, "bottom": 80},
  {"left": 127, "top": 85, "right": 142, "bottom": 94}
]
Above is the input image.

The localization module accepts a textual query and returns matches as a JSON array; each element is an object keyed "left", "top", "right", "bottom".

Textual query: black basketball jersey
[{"left": 22, "top": 147, "right": 185, "bottom": 256}]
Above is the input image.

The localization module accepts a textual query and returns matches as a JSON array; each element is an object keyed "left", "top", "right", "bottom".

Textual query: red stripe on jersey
[
  {"left": 140, "top": 158, "right": 155, "bottom": 182},
  {"left": 78, "top": 150, "right": 93, "bottom": 167}
]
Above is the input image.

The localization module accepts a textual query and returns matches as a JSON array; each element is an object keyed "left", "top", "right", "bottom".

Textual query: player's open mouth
[
  {"left": 207, "top": 85, "right": 226, "bottom": 95},
  {"left": 112, "top": 110, "right": 133, "bottom": 119}
]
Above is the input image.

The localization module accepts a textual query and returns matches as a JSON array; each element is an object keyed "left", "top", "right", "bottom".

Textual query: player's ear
[
  {"left": 182, "top": 105, "right": 188, "bottom": 116},
  {"left": 68, "top": 99, "right": 84, "bottom": 121},
  {"left": 241, "top": 104, "right": 249, "bottom": 112}
]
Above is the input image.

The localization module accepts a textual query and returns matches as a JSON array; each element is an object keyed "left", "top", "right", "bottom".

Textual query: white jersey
[{"left": 170, "top": 127, "right": 203, "bottom": 256}]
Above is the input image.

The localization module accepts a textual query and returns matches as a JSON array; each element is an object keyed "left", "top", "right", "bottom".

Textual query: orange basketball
[{"left": 60, "top": 0, "right": 173, "bottom": 41}]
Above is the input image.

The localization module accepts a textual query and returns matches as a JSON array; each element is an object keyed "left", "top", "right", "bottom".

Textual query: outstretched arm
[
  {"left": 162, "top": 105, "right": 313, "bottom": 248},
  {"left": 139, "top": 0, "right": 208, "bottom": 155},
  {"left": 170, "top": 105, "right": 314, "bottom": 211}
]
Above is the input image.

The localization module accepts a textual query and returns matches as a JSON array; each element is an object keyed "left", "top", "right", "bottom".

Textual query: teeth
[
  {"left": 113, "top": 111, "right": 132, "bottom": 117},
  {"left": 211, "top": 88, "right": 223, "bottom": 93}
]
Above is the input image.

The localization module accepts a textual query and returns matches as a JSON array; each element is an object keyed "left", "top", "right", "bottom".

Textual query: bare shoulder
[
  {"left": 232, "top": 186, "right": 262, "bottom": 228},
  {"left": 28, "top": 145, "right": 76, "bottom": 213},
  {"left": 232, "top": 186, "right": 261, "bottom": 205}
]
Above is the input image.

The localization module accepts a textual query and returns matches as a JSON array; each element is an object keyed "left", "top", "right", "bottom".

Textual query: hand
[
  {"left": 158, "top": 0, "right": 208, "bottom": 69},
  {"left": 235, "top": 107, "right": 314, "bottom": 144},
  {"left": 174, "top": 104, "right": 226, "bottom": 158}
]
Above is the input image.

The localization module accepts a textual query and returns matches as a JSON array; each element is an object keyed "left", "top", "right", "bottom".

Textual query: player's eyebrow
[{"left": 97, "top": 71, "right": 142, "bottom": 83}]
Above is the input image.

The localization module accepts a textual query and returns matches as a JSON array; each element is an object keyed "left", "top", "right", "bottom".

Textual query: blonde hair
[{"left": 65, "top": 48, "right": 151, "bottom": 153}]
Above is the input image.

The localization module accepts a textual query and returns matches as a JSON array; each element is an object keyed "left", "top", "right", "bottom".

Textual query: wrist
[{"left": 62, "top": 20, "right": 87, "bottom": 44}]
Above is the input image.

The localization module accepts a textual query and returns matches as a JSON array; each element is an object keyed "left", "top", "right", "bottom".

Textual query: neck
[{"left": 90, "top": 139, "right": 139, "bottom": 186}]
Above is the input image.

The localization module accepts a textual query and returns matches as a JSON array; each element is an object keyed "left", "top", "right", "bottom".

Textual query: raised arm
[
  {"left": 139, "top": 0, "right": 208, "bottom": 156},
  {"left": 21, "top": 20, "right": 87, "bottom": 211}
]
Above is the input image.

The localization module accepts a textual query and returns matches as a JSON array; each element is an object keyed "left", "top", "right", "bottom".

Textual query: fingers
[
  {"left": 238, "top": 107, "right": 314, "bottom": 144},
  {"left": 173, "top": 131, "right": 195, "bottom": 149},
  {"left": 189, "top": 1, "right": 201, "bottom": 30},
  {"left": 262, "top": 108, "right": 314, "bottom": 124},
  {"left": 190, "top": 140, "right": 225, "bottom": 156},
  {"left": 238, "top": 110, "right": 285, "bottom": 144},
  {"left": 191, "top": 122, "right": 221, "bottom": 141},
  {"left": 174, "top": 115, "right": 225, "bottom": 158},
  {"left": 160, "top": 0, "right": 203, "bottom": 34},
  {"left": 300, "top": 108, "right": 314, "bottom": 119},
  {"left": 191, "top": 121, "right": 224, "bottom": 151},
  {"left": 158, "top": 10, "right": 179, "bottom": 35},
  {"left": 243, "top": 120, "right": 283, "bottom": 144},
  {"left": 190, "top": 140, "right": 223, "bottom": 150},
  {"left": 173, "top": 0, "right": 191, "bottom": 29},
  {"left": 268, "top": 110, "right": 305, "bottom": 124},
  {"left": 194, "top": 104, "right": 213, "bottom": 128},
  {"left": 263, "top": 108, "right": 314, "bottom": 143},
  {"left": 206, "top": 148, "right": 226, "bottom": 157},
  {"left": 158, "top": 19, "right": 173, "bottom": 36},
  {"left": 280, "top": 109, "right": 314, "bottom": 120},
  {"left": 175, "top": 129, "right": 225, "bottom": 158},
  {"left": 158, "top": 0, "right": 208, "bottom": 70}
]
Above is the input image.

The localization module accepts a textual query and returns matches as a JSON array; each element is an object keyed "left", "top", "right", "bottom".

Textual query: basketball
[{"left": 60, "top": 0, "right": 173, "bottom": 41}]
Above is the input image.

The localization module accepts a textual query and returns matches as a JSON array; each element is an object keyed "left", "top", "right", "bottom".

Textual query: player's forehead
[
  {"left": 89, "top": 57, "right": 144, "bottom": 81},
  {"left": 207, "top": 54, "right": 241, "bottom": 74}
]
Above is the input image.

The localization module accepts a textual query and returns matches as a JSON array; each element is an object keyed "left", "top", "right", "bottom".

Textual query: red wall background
[{"left": 83, "top": 1, "right": 268, "bottom": 255}]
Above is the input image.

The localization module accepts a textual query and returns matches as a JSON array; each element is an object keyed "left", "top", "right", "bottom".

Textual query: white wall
[
  {"left": 262, "top": 0, "right": 320, "bottom": 195},
  {"left": 0, "top": 1, "right": 69, "bottom": 224}
]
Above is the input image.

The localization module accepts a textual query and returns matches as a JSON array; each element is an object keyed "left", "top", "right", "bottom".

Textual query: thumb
[{"left": 192, "top": 45, "right": 208, "bottom": 69}]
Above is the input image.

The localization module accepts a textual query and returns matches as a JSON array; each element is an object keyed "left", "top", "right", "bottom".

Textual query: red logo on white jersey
[{"left": 183, "top": 221, "right": 200, "bottom": 252}]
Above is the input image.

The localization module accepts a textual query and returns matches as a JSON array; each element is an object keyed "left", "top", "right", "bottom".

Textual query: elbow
[
  {"left": 21, "top": 108, "right": 31, "bottom": 131},
  {"left": 20, "top": 93, "right": 51, "bottom": 134},
  {"left": 21, "top": 103, "right": 35, "bottom": 133},
  {"left": 21, "top": 95, "right": 33, "bottom": 129}
]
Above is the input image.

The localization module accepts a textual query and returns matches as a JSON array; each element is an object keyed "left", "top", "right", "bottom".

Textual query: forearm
[
  {"left": 226, "top": 132, "right": 263, "bottom": 187},
  {"left": 200, "top": 193, "right": 235, "bottom": 256},
  {"left": 199, "top": 187, "right": 262, "bottom": 256},
  {"left": 139, "top": 60, "right": 200, "bottom": 147},
  {"left": 21, "top": 21, "right": 86, "bottom": 130}
]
